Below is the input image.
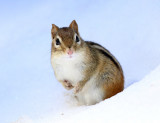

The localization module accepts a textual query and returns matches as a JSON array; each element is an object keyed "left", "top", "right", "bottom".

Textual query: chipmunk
[{"left": 51, "top": 20, "right": 124, "bottom": 105}]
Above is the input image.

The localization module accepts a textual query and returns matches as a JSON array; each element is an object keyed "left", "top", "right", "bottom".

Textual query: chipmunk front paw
[{"left": 63, "top": 80, "right": 74, "bottom": 90}]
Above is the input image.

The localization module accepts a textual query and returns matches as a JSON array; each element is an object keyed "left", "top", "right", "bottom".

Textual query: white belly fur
[
  {"left": 51, "top": 53, "right": 104, "bottom": 105},
  {"left": 75, "top": 76, "right": 104, "bottom": 105},
  {"left": 51, "top": 53, "right": 85, "bottom": 86}
]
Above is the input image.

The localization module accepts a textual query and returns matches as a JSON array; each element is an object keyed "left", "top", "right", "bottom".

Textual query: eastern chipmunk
[{"left": 51, "top": 20, "right": 124, "bottom": 105}]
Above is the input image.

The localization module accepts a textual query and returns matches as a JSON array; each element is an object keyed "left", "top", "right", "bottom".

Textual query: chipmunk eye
[
  {"left": 76, "top": 35, "right": 80, "bottom": 42},
  {"left": 56, "top": 38, "right": 61, "bottom": 45}
]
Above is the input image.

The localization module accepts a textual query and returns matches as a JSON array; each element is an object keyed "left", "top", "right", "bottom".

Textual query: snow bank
[
  {"left": 13, "top": 65, "right": 160, "bottom": 123},
  {"left": 55, "top": 65, "right": 160, "bottom": 123}
]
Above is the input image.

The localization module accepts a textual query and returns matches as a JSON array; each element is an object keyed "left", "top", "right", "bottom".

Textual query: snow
[
  {"left": 54, "top": 65, "right": 160, "bottom": 123},
  {"left": 13, "top": 65, "right": 160, "bottom": 123},
  {"left": 0, "top": 0, "right": 160, "bottom": 123}
]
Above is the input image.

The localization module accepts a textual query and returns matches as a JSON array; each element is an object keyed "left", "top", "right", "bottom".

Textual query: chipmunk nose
[{"left": 67, "top": 50, "right": 73, "bottom": 55}]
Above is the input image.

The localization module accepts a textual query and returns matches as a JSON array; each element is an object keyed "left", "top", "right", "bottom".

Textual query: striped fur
[
  {"left": 86, "top": 41, "right": 121, "bottom": 70},
  {"left": 51, "top": 20, "right": 124, "bottom": 105}
]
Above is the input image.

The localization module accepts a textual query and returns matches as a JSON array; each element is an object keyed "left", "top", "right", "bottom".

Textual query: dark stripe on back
[
  {"left": 86, "top": 41, "right": 120, "bottom": 70},
  {"left": 98, "top": 49, "right": 120, "bottom": 69},
  {"left": 87, "top": 41, "right": 105, "bottom": 49}
]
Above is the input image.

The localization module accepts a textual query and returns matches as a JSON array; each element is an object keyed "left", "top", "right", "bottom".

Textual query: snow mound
[
  {"left": 18, "top": 65, "right": 160, "bottom": 123},
  {"left": 52, "top": 65, "right": 160, "bottom": 123}
]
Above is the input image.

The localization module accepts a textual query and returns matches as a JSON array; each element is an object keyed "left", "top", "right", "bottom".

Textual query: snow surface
[
  {"left": 14, "top": 65, "right": 160, "bottom": 123},
  {"left": 0, "top": 0, "right": 160, "bottom": 123}
]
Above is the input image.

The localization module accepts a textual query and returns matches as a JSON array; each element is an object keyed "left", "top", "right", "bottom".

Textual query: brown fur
[
  {"left": 86, "top": 42, "right": 124, "bottom": 99},
  {"left": 51, "top": 20, "right": 124, "bottom": 105}
]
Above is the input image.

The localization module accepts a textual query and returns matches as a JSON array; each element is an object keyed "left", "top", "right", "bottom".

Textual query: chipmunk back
[{"left": 51, "top": 20, "right": 124, "bottom": 105}]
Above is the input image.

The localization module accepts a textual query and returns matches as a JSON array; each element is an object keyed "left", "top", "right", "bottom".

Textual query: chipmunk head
[{"left": 51, "top": 20, "right": 84, "bottom": 58}]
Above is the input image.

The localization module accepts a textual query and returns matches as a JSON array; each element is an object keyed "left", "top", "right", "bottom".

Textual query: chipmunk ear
[
  {"left": 69, "top": 20, "right": 79, "bottom": 34},
  {"left": 51, "top": 24, "right": 59, "bottom": 39}
]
